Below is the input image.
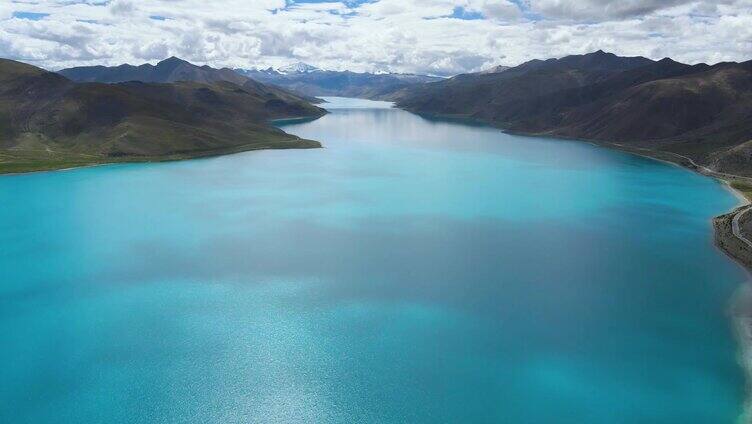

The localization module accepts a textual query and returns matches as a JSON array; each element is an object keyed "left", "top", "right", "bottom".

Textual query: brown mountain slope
[
  {"left": 553, "top": 62, "right": 752, "bottom": 166},
  {"left": 392, "top": 51, "right": 653, "bottom": 115},
  {"left": 0, "top": 59, "right": 326, "bottom": 173},
  {"left": 395, "top": 52, "right": 752, "bottom": 176}
]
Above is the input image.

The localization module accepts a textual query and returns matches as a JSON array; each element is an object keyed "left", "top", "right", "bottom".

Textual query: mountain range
[
  {"left": 394, "top": 51, "right": 752, "bottom": 177},
  {"left": 58, "top": 56, "right": 249, "bottom": 86},
  {"left": 0, "top": 58, "right": 325, "bottom": 173},
  {"left": 58, "top": 57, "right": 322, "bottom": 104},
  {"left": 5, "top": 51, "right": 752, "bottom": 177},
  {"left": 60, "top": 58, "right": 442, "bottom": 101},
  {"left": 236, "top": 63, "right": 443, "bottom": 99}
]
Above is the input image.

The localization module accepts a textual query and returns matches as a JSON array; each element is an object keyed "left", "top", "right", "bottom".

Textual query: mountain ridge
[
  {"left": 58, "top": 57, "right": 324, "bottom": 104},
  {"left": 58, "top": 56, "right": 248, "bottom": 85},
  {"left": 394, "top": 51, "right": 752, "bottom": 176}
]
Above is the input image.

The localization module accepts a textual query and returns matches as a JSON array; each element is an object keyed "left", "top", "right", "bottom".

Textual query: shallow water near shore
[{"left": 0, "top": 97, "right": 748, "bottom": 423}]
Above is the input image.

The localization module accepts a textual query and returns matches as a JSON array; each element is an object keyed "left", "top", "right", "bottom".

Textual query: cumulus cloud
[
  {"left": 527, "top": 0, "right": 695, "bottom": 20},
  {"left": 530, "top": 0, "right": 752, "bottom": 23},
  {"left": 110, "top": 0, "right": 136, "bottom": 17},
  {"left": 0, "top": 0, "right": 750, "bottom": 75},
  {"left": 479, "top": 1, "right": 523, "bottom": 20}
]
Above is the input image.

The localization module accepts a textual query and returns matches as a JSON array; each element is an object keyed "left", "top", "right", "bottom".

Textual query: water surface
[{"left": 0, "top": 97, "right": 747, "bottom": 423}]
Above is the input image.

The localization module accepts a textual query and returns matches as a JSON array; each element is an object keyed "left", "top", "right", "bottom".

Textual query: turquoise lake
[{"left": 0, "top": 97, "right": 748, "bottom": 423}]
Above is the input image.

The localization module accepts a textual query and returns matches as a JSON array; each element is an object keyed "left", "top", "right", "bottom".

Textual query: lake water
[{"left": 0, "top": 97, "right": 748, "bottom": 423}]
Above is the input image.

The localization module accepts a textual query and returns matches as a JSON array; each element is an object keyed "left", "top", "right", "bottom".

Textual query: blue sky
[
  {"left": 11, "top": 12, "right": 51, "bottom": 21},
  {"left": 0, "top": 0, "right": 750, "bottom": 74}
]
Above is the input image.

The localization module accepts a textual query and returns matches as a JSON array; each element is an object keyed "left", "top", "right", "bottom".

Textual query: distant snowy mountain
[
  {"left": 478, "top": 65, "right": 511, "bottom": 74},
  {"left": 278, "top": 62, "right": 321, "bottom": 74},
  {"left": 235, "top": 65, "right": 443, "bottom": 100}
]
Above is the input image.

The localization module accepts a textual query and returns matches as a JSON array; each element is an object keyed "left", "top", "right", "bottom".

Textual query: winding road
[
  {"left": 733, "top": 206, "right": 752, "bottom": 249},
  {"left": 611, "top": 142, "right": 752, "bottom": 250}
]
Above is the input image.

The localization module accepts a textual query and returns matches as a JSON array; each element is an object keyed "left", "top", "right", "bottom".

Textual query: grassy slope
[
  {"left": 0, "top": 59, "right": 325, "bottom": 173},
  {"left": 0, "top": 133, "right": 319, "bottom": 174}
]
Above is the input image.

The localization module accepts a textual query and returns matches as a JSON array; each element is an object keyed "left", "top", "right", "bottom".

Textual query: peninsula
[{"left": 0, "top": 58, "right": 325, "bottom": 174}]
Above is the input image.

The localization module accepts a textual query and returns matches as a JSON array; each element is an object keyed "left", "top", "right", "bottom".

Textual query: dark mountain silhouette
[
  {"left": 0, "top": 59, "right": 325, "bottom": 173},
  {"left": 58, "top": 57, "right": 322, "bottom": 104},
  {"left": 59, "top": 56, "right": 248, "bottom": 85}
]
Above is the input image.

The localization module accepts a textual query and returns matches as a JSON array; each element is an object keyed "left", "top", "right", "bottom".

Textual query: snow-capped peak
[
  {"left": 278, "top": 62, "right": 321, "bottom": 74},
  {"left": 478, "top": 65, "right": 510, "bottom": 74}
]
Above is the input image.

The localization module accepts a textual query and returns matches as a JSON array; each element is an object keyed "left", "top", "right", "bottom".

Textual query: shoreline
[
  {"left": 401, "top": 107, "right": 752, "bottom": 421},
  {"left": 0, "top": 136, "right": 322, "bottom": 176},
  {"left": 403, "top": 108, "right": 752, "bottom": 267},
  {"left": 522, "top": 129, "right": 752, "bottom": 424}
]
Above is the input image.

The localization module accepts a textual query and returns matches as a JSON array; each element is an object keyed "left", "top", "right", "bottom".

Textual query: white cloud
[
  {"left": 464, "top": 0, "right": 521, "bottom": 20},
  {"left": 0, "top": 0, "right": 750, "bottom": 75},
  {"left": 110, "top": 0, "right": 136, "bottom": 17},
  {"left": 527, "top": 0, "right": 692, "bottom": 20}
]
